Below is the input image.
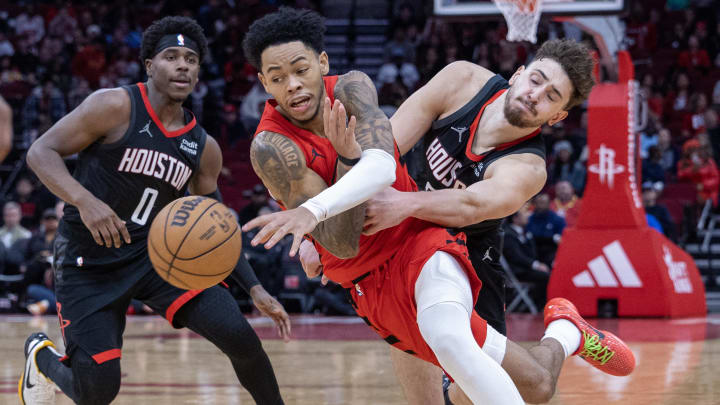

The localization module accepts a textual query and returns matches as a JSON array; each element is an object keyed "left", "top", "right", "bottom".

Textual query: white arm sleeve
[{"left": 300, "top": 148, "right": 396, "bottom": 222}]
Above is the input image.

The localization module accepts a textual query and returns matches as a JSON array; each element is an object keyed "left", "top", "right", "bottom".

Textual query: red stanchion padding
[
  {"left": 548, "top": 51, "right": 706, "bottom": 317},
  {"left": 549, "top": 228, "right": 706, "bottom": 317}
]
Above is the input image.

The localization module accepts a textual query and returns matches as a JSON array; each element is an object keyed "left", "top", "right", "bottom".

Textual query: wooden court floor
[{"left": 2, "top": 313, "right": 720, "bottom": 404}]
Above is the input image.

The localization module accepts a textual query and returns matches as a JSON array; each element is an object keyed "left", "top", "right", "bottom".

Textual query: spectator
[
  {"left": 643, "top": 145, "right": 668, "bottom": 186},
  {"left": 657, "top": 128, "right": 679, "bottom": 176},
  {"left": 550, "top": 181, "right": 582, "bottom": 228},
  {"left": 527, "top": 194, "right": 566, "bottom": 266},
  {"left": 23, "top": 208, "right": 59, "bottom": 315},
  {"left": 548, "top": 140, "right": 584, "bottom": 188},
  {"left": 238, "top": 184, "right": 270, "bottom": 225},
  {"left": 71, "top": 34, "right": 107, "bottom": 88},
  {"left": 240, "top": 78, "right": 270, "bottom": 136},
  {"left": 677, "top": 138, "right": 720, "bottom": 206},
  {"left": 67, "top": 77, "right": 92, "bottom": 110},
  {"left": 0, "top": 202, "right": 31, "bottom": 249},
  {"left": 664, "top": 72, "right": 691, "bottom": 120},
  {"left": 47, "top": 6, "right": 79, "bottom": 44},
  {"left": 14, "top": 6, "right": 45, "bottom": 45},
  {"left": 383, "top": 26, "right": 415, "bottom": 64},
  {"left": 242, "top": 206, "right": 284, "bottom": 297},
  {"left": 218, "top": 104, "right": 244, "bottom": 147},
  {"left": 642, "top": 185, "right": 677, "bottom": 241},
  {"left": 12, "top": 176, "right": 40, "bottom": 229},
  {"left": 503, "top": 203, "right": 550, "bottom": 309},
  {"left": 22, "top": 80, "right": 67, "bottom": 143},
  {"left": 0, "top": 31, "right": 14, "bottom": 57},
  {"left": 378, "top": 79, "right": 409, "bottom": 118},
  {"left": 377, "top": 47, "right": 420, "bottom": 91},
  {"left": 417, "top": 45, "right": 442, "bottom": 86},
  {"left": 677, "top": 35, "right": 711, "bottom": 72},
  {"left": 684, "top": 92, "right": 708, "bottom": 136},
  {"left": 712, "top": 79, "right": 720, "bottom": 112}
]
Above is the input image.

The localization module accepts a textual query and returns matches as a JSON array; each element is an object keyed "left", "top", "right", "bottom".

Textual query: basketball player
[
  {"left": 242, "top": 8, "right": 634, "bottom": 405},
  {"left": 19, "top": 17, "right": 288, "bottom": 405},
  {"left": 363, "top": 38, "right": 596, "bottom": 405}
]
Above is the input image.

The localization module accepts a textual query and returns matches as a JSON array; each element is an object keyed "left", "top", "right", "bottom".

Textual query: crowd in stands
[{"left": 0, "top": 0, "right": 719, "bottom": 315}]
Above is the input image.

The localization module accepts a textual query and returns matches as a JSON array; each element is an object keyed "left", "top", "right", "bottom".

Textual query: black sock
[
  {"left": 36, "top": 346, "right": 79, "bottom": 402},
  {"left": 173, "top": 286, "right": 284, "bottom": 405}
]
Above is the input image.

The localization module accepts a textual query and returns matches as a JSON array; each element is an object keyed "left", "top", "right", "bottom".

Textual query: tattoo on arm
[
  {"left": 334, "top": 71, "right": 395, "bottom": 155},
  {"left": 250, "top": 132, "right": 363, "bottom": 258}
]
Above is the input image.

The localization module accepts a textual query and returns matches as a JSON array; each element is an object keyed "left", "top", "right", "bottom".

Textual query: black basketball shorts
[{"left": 53, "top": 234, "right": 205, "bottom": 365}]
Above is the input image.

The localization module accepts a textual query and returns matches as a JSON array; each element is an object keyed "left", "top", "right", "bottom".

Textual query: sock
[
  {"left": 542, "top": 319, "right": 582, "bottom": 358},
  {"left": 36, "top": 346, "right": 79, "bottom": 402}
]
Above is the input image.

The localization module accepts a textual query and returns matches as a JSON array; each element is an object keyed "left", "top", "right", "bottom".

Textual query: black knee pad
[{"left": 71, "top": 349, "right": 122, "bottom": 405}]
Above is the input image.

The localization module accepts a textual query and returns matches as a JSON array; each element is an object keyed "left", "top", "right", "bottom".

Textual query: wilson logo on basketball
[{"left": 170, "top": 196, "right": 205, "bottom": 227}]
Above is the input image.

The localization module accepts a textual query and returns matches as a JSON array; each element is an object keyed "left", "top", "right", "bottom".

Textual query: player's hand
[
  {"left": 363, "top": 187, "right": 411, "bottom": 235},
  {"left": 76, "top": 194, "right": 131, "bottom": 248},
  {"left": 323, "top": 97, "right": 361, "bottom": 160},
  {"left": 250, "top": 285, "right": 291, "bottom": 342},
  {"left": 242, "top": 207, "right": 318, "bottom": 257},
  {"left": 299, "top": 239, "right": 323, "bottom": 278}
]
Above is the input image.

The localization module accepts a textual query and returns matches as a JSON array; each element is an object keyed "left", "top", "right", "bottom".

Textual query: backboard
[{"left": 434, "top": 0, "right": 626, "bottom": 16}]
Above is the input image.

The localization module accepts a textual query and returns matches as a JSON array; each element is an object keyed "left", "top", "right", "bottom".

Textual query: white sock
[{"left": 542, "top": 319, "right": 582, "bottom": 358}]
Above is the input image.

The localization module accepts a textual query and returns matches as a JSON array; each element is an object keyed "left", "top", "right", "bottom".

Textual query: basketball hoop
[{"left": 492, "top": 0, "right": 543, "bottom": 43}]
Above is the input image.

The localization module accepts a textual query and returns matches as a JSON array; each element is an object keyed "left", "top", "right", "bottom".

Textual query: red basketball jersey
[{"left": 255, "top": 75, "right": 427, "bottom": 285}]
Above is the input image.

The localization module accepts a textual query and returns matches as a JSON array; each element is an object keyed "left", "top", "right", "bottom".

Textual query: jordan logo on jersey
[
  {"left": 426, "top": 138, "right": 465, "bottom": 188},
  {"left": 117, "top": 148, "right": 193, "bottom": 191},
  {"left": 139, "top": 121, "right": 153, "bottom": 137},
  {"left": 450, "top": 126, "right": 467, "bottom": 143}
]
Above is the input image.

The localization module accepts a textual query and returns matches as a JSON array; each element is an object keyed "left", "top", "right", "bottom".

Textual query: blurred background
[{"left": 0, "top": 0, "right": 719, "bottom": 318}]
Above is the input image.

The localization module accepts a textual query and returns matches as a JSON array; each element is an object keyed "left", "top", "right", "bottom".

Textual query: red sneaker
[{"left": 544, "top": 297, "right": 635, "bottom": 377}]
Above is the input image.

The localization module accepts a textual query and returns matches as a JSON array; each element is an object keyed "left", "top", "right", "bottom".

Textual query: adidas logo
[{"left": 572, "top": 240, "right": 642, "bottom": 288}]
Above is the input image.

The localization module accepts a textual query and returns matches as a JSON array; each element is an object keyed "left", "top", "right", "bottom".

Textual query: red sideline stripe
[
  {"left": 166, "top": 290, "right": 202, "bottom": 324},
  {"left": 59, "top": 355, "right": 69, "bottom": 362},
  {"left": 221, "top": 281, "right": 229, "bottom": 288},
  {"left": 92, "top": 349, "right": 121, "bottom": 364}
]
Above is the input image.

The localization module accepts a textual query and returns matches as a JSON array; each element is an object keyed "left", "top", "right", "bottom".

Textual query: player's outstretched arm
[
  {"left": 364, "top": 154, "right": 546, "bottom": 233},
  {"left": 27, "top": 88, "right": 131, "bottom": 248},
  {"left": 247, "top": 131, "right": 362, "bottom": 259}
]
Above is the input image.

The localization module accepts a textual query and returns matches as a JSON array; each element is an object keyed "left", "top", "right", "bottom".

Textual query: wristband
[{"left": 338, "top": 154, "right": 360, "bottom": 166}]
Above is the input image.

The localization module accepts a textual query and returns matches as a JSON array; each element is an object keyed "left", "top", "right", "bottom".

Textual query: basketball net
[{"left": 492, "top": 0, "right": 543, "bottom": 43}]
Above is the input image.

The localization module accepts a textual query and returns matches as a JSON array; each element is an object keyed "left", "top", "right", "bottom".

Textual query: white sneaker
[{"left": 19, "top": 332, "right": 57, "bottom": 405}]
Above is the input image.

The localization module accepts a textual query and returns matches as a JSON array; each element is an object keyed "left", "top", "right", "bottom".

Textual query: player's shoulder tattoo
[
  {"left": 250, "top": 131, "right": 306, "bottom": 201},
  {"left": 334, "top": 71, "right": 394, "bottom": 154}
]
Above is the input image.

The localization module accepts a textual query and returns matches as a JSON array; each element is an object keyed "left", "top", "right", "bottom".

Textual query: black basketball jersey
[
  {"left": 59, "top": 83, "right": 207, "bottom": 266},
  {"left": 421, "top": 74, "right": 546, "bottom": 238}
]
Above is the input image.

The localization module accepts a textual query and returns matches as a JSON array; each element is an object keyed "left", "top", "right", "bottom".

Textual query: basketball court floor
[{"left": 2, "top": 313, "right": 720, "bottom": 404}]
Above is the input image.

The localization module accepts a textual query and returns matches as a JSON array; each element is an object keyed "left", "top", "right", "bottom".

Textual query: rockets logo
[{"left": 588, "top": 144, "right": 625, "bottom": 189}]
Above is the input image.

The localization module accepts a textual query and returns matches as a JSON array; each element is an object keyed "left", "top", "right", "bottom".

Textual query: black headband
[{"left": 153, "top": 33, "right": 200, "bottom": 59}]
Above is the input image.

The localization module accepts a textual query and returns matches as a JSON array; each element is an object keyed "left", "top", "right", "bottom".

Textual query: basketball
[{"left": 148, "top": 196, "right": 242, "bottom": 290}]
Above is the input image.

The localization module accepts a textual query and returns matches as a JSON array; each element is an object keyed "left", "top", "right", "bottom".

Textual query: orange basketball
[{"left": 148, "top": 196, "right": 242, "bottom": 290}]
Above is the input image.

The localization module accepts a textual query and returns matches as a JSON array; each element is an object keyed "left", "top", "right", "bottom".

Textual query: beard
[{"left": 503, "top": 87, "right": 544, "bottom": 129}]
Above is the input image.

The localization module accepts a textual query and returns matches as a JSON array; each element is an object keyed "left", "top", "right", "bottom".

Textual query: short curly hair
[
  {"left": 140, "top": 16, "right": 209, "bottom": 63},
  {"left": 533, "top": 39, "right": 596, "bottom": 110},
  {"left": 242, "top": 7, "right": 325, "bottom": 70}
]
